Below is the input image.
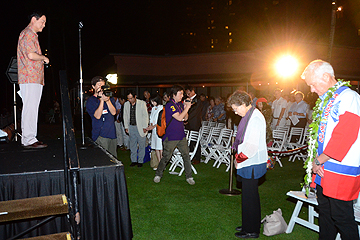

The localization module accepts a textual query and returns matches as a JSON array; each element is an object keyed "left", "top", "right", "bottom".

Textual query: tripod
[{"left": 6, "top": 57, "right": 22, "bottom": 142}]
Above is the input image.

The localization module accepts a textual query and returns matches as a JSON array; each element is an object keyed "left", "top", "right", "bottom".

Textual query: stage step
[
  {"left": 23, "top": 232, "right": 71, "bottom": 240},
  {"left": 0, "top": 194, "right": 68, "bottom": 223}
]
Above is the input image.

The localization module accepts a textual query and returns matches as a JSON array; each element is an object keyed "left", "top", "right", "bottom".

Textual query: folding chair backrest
[
  {"left": 208, "top": 121, "right": 217, "bottom": 127},
  {"left": 288, "top": 127, "right": 304, "bottom": 144},
  {"left": 276, "top": 125, "right": 290, "bottom": 132},
  {"left": 209, "top": 127, "right": 222, "bottom": 144},
  {"left": 218, "top": 128, "right": 233, "bottom": 147},
  {"left": 216, "top": 123, "right": 226, "bottom": 128},
  {"left": 188, "top": 130, "right": 200, "bottom": 160},
  {"left": 188, "top": 131, "right": 200, "bottom": 145},
  {"left": 300, "top": 129, "right": 310, "bottom": 145},
  {"left": 200, "top": 126, "right": 211, "bottom": 141},
  {"left": 202, "top": 121, "right": 209, "bottom": 126},
  {"left": 271, "top": 130, "right": 287, "bottom": 150}
]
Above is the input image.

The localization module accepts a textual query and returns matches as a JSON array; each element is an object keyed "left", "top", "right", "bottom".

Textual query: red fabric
[
  {"left": 323, "top": 112, "right": 360, "bottom": 161},
  {"left": 322, "top": 170, "right": 360, "bottom": 201},
  {"left": 235, "top": 152, "right": 248, "bottom": 163}
]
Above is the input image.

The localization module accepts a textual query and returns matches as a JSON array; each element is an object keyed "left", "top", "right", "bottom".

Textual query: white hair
[{"left": 301, "top": 60, "right": 335, "bottom": 79}]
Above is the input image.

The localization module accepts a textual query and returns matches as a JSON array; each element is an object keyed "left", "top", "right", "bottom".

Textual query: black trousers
[
  {"left": 316, "top": 185, "right": 359, "bottom": 240},
  {"left": 241, "top": 176, "right": 261, "bottom": 233},
  {"left": 189, "top": 140, "right": 201, "bottom": 161}
]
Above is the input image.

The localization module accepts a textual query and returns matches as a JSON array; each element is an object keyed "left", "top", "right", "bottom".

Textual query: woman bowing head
[{"left": 227, "top": 91, "right": 267, "bottom": 239}]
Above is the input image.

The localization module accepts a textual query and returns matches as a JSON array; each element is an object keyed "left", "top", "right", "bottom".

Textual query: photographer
[{"left": 86, "top": 76, "right": 117, "bottom": 157}]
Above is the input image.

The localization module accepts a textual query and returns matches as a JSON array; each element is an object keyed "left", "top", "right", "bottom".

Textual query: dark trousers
[
  {"left": 155, "top": 137, "right": 192, "bottom": 179},
  {"left": 241, "top": 176, "right": 261, "bottom": 233},
  {"left": 189, "top": 140, "right": 201, "bottom": 161},
  {"left": 316, "top": 185, "right": 359, "bottom": 240}
]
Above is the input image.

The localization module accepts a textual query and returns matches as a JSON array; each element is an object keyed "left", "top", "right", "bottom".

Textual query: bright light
[
  {"left": 106, "top": 74, "right": 118, "bottom": 84},
  {"left": 275, "top": 55, "right": 298, "bottom": 78}
]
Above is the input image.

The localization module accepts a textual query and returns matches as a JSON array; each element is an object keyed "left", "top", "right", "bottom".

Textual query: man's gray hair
[{"left": 301, "top": 60, "right": 335, "bottom": 79}]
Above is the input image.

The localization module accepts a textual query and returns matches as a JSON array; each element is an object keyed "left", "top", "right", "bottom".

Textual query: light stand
[
  {"left": 6, "top": 57, "right": 22, "bottom": 141},
  {"left": 79, "top": 21, "right": 86, "bottom": 148}
]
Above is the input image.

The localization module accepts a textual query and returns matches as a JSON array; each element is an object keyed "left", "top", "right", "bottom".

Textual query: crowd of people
[
  {"left": 14, "top": 9, "right": 360, "bottom": 240},
  {"left": 84, "top": 61, "right": 360, "bottom": 240}
]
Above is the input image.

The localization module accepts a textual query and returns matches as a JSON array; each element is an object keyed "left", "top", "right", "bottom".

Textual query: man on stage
[{"left": 17, "top": 11, "right": 49, "bottom": 149}]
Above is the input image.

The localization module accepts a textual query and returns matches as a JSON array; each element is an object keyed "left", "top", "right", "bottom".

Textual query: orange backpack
[{"left": 156, "top": 108, "right": 173, "bottom": 138}]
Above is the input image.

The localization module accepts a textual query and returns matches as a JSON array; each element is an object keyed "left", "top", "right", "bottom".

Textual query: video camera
[{"left": 97, "top": 84, "right": 114, "bottom": 98}]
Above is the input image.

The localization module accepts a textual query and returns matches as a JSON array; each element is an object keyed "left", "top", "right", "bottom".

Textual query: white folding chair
[
  {"left": 201, "top": 127, "right": 222, "bottom": 160},
  {"left": 267, "top": 130, "right": 287, "bottom": 167},
  {"left": 169, "top": 131, "right": 199, "bottom": 176},
  {"left": 287, "top": 127, "right": 304, "bottom": 146},
  {"left": 199, "top": 126, "right": 211, "bottom": 158},
  {"left": 216, "top": 122, "right": 226, "bottom": 128},
  {"left": 286, "top": 127, "right": 304, "bottom": 162},
  {"left": 206, "top": 128, "right": 234, "bottom": 172},
  {"left": 290, "top": 129, "right": 309, "bottom": 162},
  {"left": 286, "top": 189, "right": 360, "bottom": 239}
]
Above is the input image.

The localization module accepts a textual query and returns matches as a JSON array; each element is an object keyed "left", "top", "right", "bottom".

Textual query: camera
[
  {"left": 97, "top": 84, "right": 114, "bottom": 98},
  {"left": 185, "top": 99, "right": 192, "bottom": 103}
]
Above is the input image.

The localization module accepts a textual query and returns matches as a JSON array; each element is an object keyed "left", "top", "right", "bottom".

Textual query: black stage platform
[{"left": 0, "top": 130, "right": 133, "bottom": 240}]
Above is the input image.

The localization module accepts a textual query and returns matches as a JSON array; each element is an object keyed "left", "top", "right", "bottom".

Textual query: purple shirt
[{"left": 162, "top": 100, "right": 186, "bottom": 141}]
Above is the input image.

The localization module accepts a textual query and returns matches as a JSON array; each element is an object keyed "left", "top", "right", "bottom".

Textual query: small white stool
[
  {"left": 286, "top": 190, "right": 360, "bottom": 240},
  {"left": 286, "top": 191, "right": 319, "bottom": 233}
]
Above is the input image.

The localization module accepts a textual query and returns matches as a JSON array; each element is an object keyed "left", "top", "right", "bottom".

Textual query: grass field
[{"left": 117, "top": 149, "right": 318, "bottom": 240}]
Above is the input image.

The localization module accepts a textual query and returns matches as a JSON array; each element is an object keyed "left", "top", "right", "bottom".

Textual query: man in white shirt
[{"left": 271, "top": 88, "right": 287, "bottom": 129}]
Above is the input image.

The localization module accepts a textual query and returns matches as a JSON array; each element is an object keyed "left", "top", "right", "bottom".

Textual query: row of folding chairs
[
  {"left": 268, "top": 126, "right": 310, "bottom": 167},
  {"left": 169, "top": 130, "right": 200, "bottom": 176},
  {"left": 200, "top": 125, "right": 236, "bottom": 172}
]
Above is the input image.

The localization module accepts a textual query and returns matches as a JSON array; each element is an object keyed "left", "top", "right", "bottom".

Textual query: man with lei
[{"left": 301, "top": 60, "right": 360, "bottom": 240}]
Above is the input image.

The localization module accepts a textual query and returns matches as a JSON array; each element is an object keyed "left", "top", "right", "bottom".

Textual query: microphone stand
[{"left": 78, "top": 21, "right": 86, "bottom": 148}]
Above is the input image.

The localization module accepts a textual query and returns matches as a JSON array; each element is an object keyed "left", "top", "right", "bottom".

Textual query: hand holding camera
[{"left": 184, "top": 98, "right": 192, "bottom": 108}]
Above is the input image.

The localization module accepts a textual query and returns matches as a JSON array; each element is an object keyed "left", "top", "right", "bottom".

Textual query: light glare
[
  {"left": 106, "top": 74, "right": 118, "bottom": 84},
  {"left": 275, "top": 55, "right": 298, "bottom": 78}
]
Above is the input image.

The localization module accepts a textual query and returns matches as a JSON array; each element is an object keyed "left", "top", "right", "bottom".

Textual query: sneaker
[
  {"left": 130, "top": 162, "right": 138, "bottom": 167},
  {"left": 154, "top": 176, "right": 161, "bottom": 183},
  {"left": 137, "top": 163, "right": 143, "bottom": 167},
  {"left": 186, "top": 178, "right": 195, "bottom": 185}
]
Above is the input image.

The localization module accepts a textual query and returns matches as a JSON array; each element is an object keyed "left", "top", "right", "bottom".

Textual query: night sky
[{"left": 2, "top": 0, "right": 360, "bottom": 112}]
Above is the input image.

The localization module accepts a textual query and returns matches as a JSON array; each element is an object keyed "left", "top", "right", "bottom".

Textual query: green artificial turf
[{"left": 118, "top": 149, "right": 318, "bottom": 239}]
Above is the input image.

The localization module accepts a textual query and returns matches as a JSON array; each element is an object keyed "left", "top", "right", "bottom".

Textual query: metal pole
[
  {"left": 79, "top": 22, "right": 85, "bottom": 146},
  {"left": 219, "top": 136, "right": 241, "bottom": 196},
  {"left": 13, "top": 84, "right": 18, "bottom": 141},
  {"left": 327, "top": 1, "right": 337, "bottom": 63}
]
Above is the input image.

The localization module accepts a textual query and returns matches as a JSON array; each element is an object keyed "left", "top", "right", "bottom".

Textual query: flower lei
[{"left": 302, "top": 79, "right": 351, "bottom": 195}]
